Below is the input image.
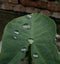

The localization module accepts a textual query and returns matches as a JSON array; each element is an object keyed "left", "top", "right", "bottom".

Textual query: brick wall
[{"left": 0, "top": 0, "right": 60, "bottom": 18}]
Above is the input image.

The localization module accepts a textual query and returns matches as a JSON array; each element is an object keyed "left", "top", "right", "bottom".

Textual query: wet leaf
[{"left": 0, "top": 13, "right": 59, "bottom": 64}]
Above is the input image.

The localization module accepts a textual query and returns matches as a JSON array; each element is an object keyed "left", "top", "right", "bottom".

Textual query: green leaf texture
[{"left": 0, "top": 13, "right": 59, "bottom": 64}]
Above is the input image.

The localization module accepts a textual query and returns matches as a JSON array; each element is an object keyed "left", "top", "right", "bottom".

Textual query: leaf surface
[{"left": 0, "top": 13, "right": 59, "bottom": 64}]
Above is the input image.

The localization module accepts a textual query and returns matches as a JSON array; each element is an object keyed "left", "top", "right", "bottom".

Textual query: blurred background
[{"left": 0, "top": 0, "right": 60, "bottom": 52}]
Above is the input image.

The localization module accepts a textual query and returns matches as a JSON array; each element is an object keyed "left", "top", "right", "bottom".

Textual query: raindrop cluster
[{"left": 13, "top": 30, "right": 20, "bottom": 40}]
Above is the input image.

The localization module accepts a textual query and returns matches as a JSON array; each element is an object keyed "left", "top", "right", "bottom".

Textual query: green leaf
[
  {"left": 0, "top": 52, "right": 12, "bottom": 64},
  {"left": 0, "top": 15, "right": 30, "bottom": 64},
  {"left": 0, "top": 13, "right": 59, "bottom": 64},
  {"left": 30, "top": 13, "right": 59, "bottom": 64},
  {"left": 8, "top": 51, "right": 27, "bottom": 64}
]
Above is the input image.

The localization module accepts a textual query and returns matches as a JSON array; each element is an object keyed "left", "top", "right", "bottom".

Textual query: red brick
[
  {"left": 37, "top": 1, "right": 47, "bottom": 9},
  {"left": 25, "top": 7, "right": 40, "bottom": 13},
  {"left": 21, "top": 0, "right": 47, "bottom": 9},
  {"left": 47, "top": 2, "right": 57, "bottom": 11},
  {"left": 14, "top": 5, "right": 25, "bottom": 12},
  {"left": 9, "top": 0, "right": 18, "bottom": 4},
  {"left": 21, "top": 0, "right": 60, "bottom": 12},
  {"left": 20, "top": 0, "right": 39, "bottom": 7},
  {"left": 52, "top": 12, "right": 60, "bottom": 18},
  {"left": 1, "top": 0, "right": 8, "bottom": 3},
  {"left": 40, "top": 10, "right": 51, "bottom": 16},
  {"left": 1, "top": 3, "right": 13, "bottom": 10},
  {"left": 55, "top": 4, "right": 60, "bottom": 12}
]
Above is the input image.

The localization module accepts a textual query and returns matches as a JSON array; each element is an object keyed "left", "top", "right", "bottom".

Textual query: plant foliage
[{"left": 0, "top": 13, "right": 60, "bottom": 64}]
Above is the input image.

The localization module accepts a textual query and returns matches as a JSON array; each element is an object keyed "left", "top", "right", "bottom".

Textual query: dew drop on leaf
[
  {"left": 33, "top": 53, "right": 38, "bottom": 58},
  {"left": 21, "top": 47, "right": 27, "bottom": 52},
  {"left": 28, "top": 38, "right": 34, "bottom": 44},
  {"left": 14, "top": 30, "right": 19, "bottom": 35},
  {"left": 58, "top": 52, "right": 60, "bottom": 54},
  {"left": 27, "top": 15, "right": 32, "bottom": 19},
  {"left": 23, "top": 23, "right": 30, "bottom": 29},
  {"left": 56, "top": 34, "right": 60, "bottom": 38},
  {"left": 13, "top": 36, "right": 17, "bottom": 40}
]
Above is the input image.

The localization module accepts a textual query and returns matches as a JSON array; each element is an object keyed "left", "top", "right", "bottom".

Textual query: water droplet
[
  {"left": 28, "top": 38, "right": 34, "bottom": 44},
  {"left": 13, "top": 36, "right": 17, "bottom": 40},
  {"left": 56, "top": 34, "right": 60, "bottom": 38},
  {"left": 21, "top": 47, "right": 27, "bottom": 52},
  {"left": 58, "top": 52, "right": 60, "bottom": 54},
  {"left": 14, "top": 30, "right": 19, "bottom": 35},
  {"left": 33, "top": 53, "right": 38, "bottom": 58},
  {"left": 23, "top": 23, "right": 30, "bottom": 29},
  {"left": 27, "top": 15, "right": 32, "bottom": 19}
]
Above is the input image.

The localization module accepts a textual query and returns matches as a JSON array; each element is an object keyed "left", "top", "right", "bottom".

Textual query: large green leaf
[
  {"left": 0, "top": 15, "right": 30, "bottom": 64},
  {"left": 8, "top": 50, "right": 28, "bottom": 64},
  {"left": 0, "top": 13, "right": 59, "bottom": 64}
]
